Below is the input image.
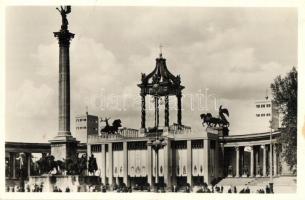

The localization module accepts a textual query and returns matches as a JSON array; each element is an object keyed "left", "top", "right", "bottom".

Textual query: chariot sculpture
[{"left": 200, "top": 105, "right": 230, "bottom": 127}]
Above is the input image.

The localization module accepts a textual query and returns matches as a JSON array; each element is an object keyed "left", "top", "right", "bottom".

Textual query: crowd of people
[
  {"left": 6, "top": 182, "right": 273, "bottom": 193},
  {"left": 6, "top": 183, "right": 43, "bottom": 192},
  {"left": 226, "top": 184, "right": 273, "bottom": 193}
]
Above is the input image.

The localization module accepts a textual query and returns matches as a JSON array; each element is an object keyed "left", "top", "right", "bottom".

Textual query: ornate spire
[{"left": 159, "top": 44, "right": 163, "bottom": 58}]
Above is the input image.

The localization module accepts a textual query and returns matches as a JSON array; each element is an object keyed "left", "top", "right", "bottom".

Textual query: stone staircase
[
  {"left": 217, "top": 177, "right": 254, "bottom": 186},
  {"left": 215, "top": 176, "right": 296, "bottom": 193}
]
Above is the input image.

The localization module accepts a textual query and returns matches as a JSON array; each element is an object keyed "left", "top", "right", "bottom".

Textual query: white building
[
  {"left": 75, "top": 112, "right": 99, "bottom": 143},
  {"left": 254, "top": 98, "right": 281, "bottom": 132}
]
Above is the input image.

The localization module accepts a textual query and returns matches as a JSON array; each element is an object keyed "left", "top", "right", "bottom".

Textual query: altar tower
[{"left": 49, "top": 6, "right": 78, "bottom": 161}]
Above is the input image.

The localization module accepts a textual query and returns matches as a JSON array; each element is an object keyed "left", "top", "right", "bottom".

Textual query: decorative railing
[
  {"left": 169, "top": 123, "right": 192, "bottom": 135},
  {"left": 88, "top": 124, "right": 192, "bottom": 143},
  {"left": 118, "top": 128, "right": 139, "bottom": 138},
  {"left": 88, "top": 128, "right": 139, "bottom": 142}
]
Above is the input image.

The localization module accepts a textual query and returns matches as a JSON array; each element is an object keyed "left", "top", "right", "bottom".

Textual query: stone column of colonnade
[
  {"left": 255, "top": 146, "right": 260, "bottom": 177},
  {"left": 235, "top": 147, "right": 240, "bottom": 177},
  {"left": 9, "top": 152, "right": 16, "bottom": 179},
  {"left": 250, "top": 146, "right": 254, "bottom": 177},
  {"left": 273, "top": 144, "right": 277, "bottom": 176},
  {"left": 26, "top": 153, "right": 31, "bottom": 177},
  {"left": 186, "top": 139, "right": 211, "bottom": 185},
  {"left": 163, "top": 139, "right": 171, "bottom": 187},
  {"left": 123, "top": 141, "right": 129, "bottom": 186},
  {"left": 187, "top": 140, "right": 192, "bottom": 186},
  {"left": 87, "top": 144, "right": 91, "bottom": 175},
  {"left": 147, "top": 144, "right": 153, "bottom": 187},
  {"left": 262, "top": 144, "right": 267, "bottom": 177},
  {"left": 203, "top": 139, "right": 210, "bottom": 184},
  {"left": 101, "top": 144, "right": 106, "bottom": 184},
  {"left": 232, "top": 143, "right": 278, "bottom": 178},
  {"left": 108, "top": 143, "right": 113, "bottom": 186}
]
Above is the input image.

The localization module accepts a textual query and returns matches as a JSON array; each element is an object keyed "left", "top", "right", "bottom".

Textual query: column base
[{"left": 49, "top": 135, "right": 79, "bottom": 161}]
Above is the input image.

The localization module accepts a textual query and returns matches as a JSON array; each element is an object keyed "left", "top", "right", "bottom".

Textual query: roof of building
[{"left": 138, "top": 54, "right": 184, "bottom": 96}]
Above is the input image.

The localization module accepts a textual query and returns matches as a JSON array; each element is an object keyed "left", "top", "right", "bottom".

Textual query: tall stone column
[
  {"left": 50, "top": 8, "right": 78, "bottom": 161},
  {"left": 123, "top": 141, "right": 129, "bottom": 186},
  {"left": 250, "top": 146, "right": 254, "bottom": 177},
  {"left": 177, "top": 94, "right": 182, "bottom": 126},
  {"left": 262, "top": 145, "right": 267, "bottom": 177},
  {"left": 164, "top": 96, "right": 169, "bottom": 127},
  {"left": 235, "top": 146, "right": 240, "bottom": 177},
  {"left": 56, "top": 30, "right": 73, "bottom": 136},
  {"left": 187, "top": 140, "right": 192, "bottom": 186},
  {"left": 147, "top": 144, "right": 153, "bottom": 187},
  {"left": 101, "top": 144, "right": 106, "bottom": 184},
  {"left": 141, "top": 94, "right": 146, "bottom": 130}
]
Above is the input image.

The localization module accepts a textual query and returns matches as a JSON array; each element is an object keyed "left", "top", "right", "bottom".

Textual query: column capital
[
  {"left": 54, "top": 30, "right": 75, "bottom": 47},
  {"left": 235, "top": 146, "right": 240, "bottom": 151}
]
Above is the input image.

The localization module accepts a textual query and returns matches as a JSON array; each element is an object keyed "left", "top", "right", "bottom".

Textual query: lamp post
[
  {"left": 147, "top": 82, "right": 167, "bottom": 192},
  {"left": 269, "top": 119, "right": 273, "bottom": 193},
  {"left": 147, "top": 138, "right": 167, "bottom": 192}
]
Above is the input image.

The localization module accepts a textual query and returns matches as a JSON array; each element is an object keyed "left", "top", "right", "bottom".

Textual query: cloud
[{"left": 5, "top": 7, "right": 297, "bottom": 142}]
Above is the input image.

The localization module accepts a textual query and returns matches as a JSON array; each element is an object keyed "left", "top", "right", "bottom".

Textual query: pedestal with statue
[{"left": 28, "top": 6, "right": 100, "bottom": 192}]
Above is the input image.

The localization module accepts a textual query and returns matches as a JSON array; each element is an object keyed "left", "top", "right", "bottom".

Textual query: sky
[{"left": 5, "top": 6, "right": 297, "bottom": 143}]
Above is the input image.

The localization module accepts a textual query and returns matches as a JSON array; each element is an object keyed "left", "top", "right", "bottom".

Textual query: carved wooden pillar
[
  {"left": 141, "top": 94, "right": 146, "bottom": 129},
  {"left": 177, "top": 94, "right": 182, "bottom": 125},
  {"left": 164, "top": 95, "right": 169, "bottom": 127}
]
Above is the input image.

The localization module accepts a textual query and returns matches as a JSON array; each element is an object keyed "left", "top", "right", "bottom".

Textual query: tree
[{"left": 270, "top": 67, "right": 297, "bottom": 173}]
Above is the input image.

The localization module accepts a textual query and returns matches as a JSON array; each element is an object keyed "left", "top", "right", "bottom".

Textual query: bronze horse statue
[
  {"left": 200, "top": 105, "right": 230, "bottom": 127},
  {"left": 100, "top": 117, "right": 122, "bottom": 134}
]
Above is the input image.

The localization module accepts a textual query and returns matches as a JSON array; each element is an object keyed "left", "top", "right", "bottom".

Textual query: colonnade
[
  {"left": 230, "top": 143, "right": 278, "bottom": 177},
  {"left": 5, "top": 152, "right": 34, "bottom": 179}
]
